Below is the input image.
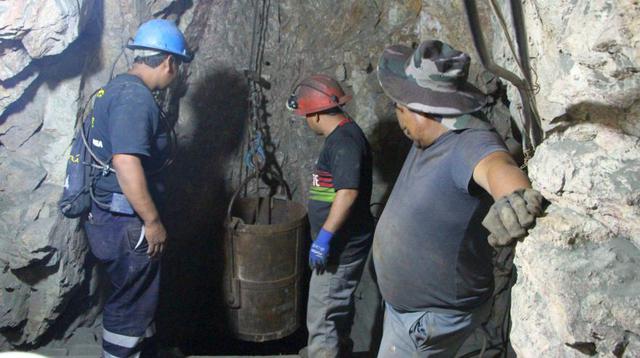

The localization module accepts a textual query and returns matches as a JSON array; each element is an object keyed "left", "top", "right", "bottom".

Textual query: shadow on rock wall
[
  {"left": 159, "top": 68, "right": 248, "bottom": 354},
  {"left": 547, "top": 99, "right": 637, "bottom": 137},
  {"left": 348, "top": 95, "right": 410, "bottom": 356},
  {"left": 0, "top": 0, "right": 104, "bottom": 127},
  {"left": 369, "top": 95, "right": 412, "bottom": 215},
  {"left": 0, "top": 1, "right": 108, "bottom": 349}
]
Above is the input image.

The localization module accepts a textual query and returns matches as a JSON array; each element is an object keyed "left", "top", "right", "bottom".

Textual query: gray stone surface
[
  {"left": 0, "top": 45, "right": 30, "bottom": 81},
  {"left": 32, "top": 347, "right": 69, "bottom": 357},
  {"left": 0, "top": 70, "right": 38, "bottom": 119},
  {"left": 518, "top": 0, "right": 640, "bottom": 130},
  {"left": 0, "top": 0, "right": 95, "bottom": 59},
  {"left": 67, "top": 344, "right": 103, "bottom": 356},
  {"left": 512, "top": 208, "right": 640, "bottom": 357},
  {"left": 0, "top": 0, "right": 94, "bottom": 118},
  {"left": 0, "top": 0, "right": 110, "bottom": 349},
  {"left": 529, "top": 123, "right": 640, "bottom": 248},
  {"left": 0, "top": 151, "right": 47, "bottom": 193},
  {"left": 0, "top": 272, "right": 30, "bottom": 330},
  {"left": 0, "top": 101, "right": 44, "bottom": 151},
  {"left": 188, "top": 356, "right": 299, "bottom": 358},
  {"left": 511, "top": 123, "right": 640, "bottom": 357},
  {"left": 489, "top": 0, "right": 640, "bottom": 355}
]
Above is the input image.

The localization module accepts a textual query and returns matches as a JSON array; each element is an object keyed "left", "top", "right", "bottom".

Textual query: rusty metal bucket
[{"left": 223, "top": 175, "right": 307, "bottom": 342}]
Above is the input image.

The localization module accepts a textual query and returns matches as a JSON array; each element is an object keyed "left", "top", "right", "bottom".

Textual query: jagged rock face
[
  {"left": 513, "top": 123, "right": 640, "bottom": 357},
  {"left": 0, "top": 0, "right": 173, "bottom": 349},
  {"left": 0, "top": 0, "right": 95, "bottom": 117},
  {"left": 0, "top": 0, "right": 94, "bottom": 58},
  {"left": 0, "top": 0, "right": 98, "bottom": 348},
  {"left": 522, "top": 1, "right": 640, "bottom": 130},
  {"left": 504, "top": 1, "right": 640, "bottom": 356},
  {"left": 531, "top": 125, "right": 640, "bottom": 246}
]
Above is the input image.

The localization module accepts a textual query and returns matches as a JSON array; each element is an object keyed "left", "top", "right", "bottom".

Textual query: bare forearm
[
  {"left": 322, "top": 189, "right": 358, "bottom": 233},
  {"left": 474, "top": 152, "right": 531, "bottom": 200},
  {"left": 486, "top": 164, "right": 531, "bottom": 199},
  {"left": 112, "top": 154, "right": 160, "bottom": 224}
]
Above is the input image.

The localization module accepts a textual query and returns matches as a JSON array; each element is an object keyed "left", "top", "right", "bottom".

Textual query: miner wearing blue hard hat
[{"left": 82, "top": 19, "right": 191, "bottom": 357}]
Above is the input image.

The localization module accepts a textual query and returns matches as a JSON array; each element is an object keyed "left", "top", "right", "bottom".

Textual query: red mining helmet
[{"left": 286, "top": 74, "right": 352, "bottom": 116}]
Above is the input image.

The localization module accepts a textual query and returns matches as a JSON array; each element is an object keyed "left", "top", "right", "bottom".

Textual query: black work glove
[{"left": 482, "top": 188, "right": 544, "bottom": 247}]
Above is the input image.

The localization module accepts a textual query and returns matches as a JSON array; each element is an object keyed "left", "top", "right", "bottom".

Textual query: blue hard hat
[{"left": 128, "top": 19, "right": 193, "bottom": 62}]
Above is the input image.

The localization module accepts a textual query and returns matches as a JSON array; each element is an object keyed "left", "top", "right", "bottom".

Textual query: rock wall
[
  {"left": 0, "top": 0, "right": 638, "bottom": 356},
  {"left": 0, "top": 0, "right": 188, "bottom": 350},
  {"left": 521, "top": 0, "right": 639, "bottom": 132},
  {"left": 513, "top": 123, "right": 640, "bottom": 357},
  {"left": 0, "top": 0, "right": 100, "bottom": 348},
  {"left": 504, "top": 1, "right": 640, "bottom": 357}
]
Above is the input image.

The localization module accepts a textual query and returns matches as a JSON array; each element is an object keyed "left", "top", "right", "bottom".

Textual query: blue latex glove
[{"left": 309, "top": 228, "right": 333, "bottom": 272}]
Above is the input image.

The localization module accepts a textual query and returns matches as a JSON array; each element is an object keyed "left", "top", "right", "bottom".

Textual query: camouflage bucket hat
[{"left": 377, "top": 40, "right": 487, "bottom": 116}]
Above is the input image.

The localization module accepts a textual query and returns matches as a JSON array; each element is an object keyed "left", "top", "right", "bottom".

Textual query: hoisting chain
[{"left": 240, "top": 0, "right": 270, "bottom": 189}]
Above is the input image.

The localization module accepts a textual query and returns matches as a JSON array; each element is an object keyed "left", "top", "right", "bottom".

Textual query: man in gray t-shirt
[{"left": 373, "top": 40, "right": 544, "bottom": 357}]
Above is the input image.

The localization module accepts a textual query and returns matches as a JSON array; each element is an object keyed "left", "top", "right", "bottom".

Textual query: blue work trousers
[
  {"left": 307, "top": 252, "right": 368, "bottom": 358},
  {"left": 377, "top": 301, "right": 490, "bottom": 357},
  {"left": 84, "top": 205, "right": 160, "bottom": 357}
]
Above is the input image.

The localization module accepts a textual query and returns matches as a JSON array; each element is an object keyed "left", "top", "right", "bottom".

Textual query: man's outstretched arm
[{"left": 473, "top": 151, "right": 544, "bottom": 247}]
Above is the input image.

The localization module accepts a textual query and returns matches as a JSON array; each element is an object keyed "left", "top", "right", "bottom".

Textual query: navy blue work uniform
[{"left": 84, "top": 74, "right": 169, "bottom": 357}]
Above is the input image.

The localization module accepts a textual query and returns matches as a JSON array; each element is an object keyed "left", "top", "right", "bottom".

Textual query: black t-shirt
[
  {"left": 307, "top": 119, "right": 374, "bottom": 264},
  {"left": 89, "top": 74, "right": 170, "bottom": 209}
]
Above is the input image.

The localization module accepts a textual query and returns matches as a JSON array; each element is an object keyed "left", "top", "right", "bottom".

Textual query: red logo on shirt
[{"left": 313, "top": 170, "right": 334, "bottom": 188}]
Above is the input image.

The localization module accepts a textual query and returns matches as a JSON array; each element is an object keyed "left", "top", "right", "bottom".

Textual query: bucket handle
[{"left": 225, "top": 172, "right": 291, "bottom": 224}]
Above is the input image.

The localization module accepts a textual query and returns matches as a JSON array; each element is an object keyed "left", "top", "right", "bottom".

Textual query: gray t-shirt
[{"left": 373, "top": 129, "right": 507, "bottom": 311}]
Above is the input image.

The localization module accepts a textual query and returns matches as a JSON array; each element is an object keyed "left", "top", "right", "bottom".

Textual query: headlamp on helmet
[{"left": 286, "top": 75, "right": 351, "bottom": 116}]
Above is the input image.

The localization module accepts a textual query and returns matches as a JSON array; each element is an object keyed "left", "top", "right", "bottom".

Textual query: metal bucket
[{"left": 223, "top": 176, "right": 307, "bottom": 342}]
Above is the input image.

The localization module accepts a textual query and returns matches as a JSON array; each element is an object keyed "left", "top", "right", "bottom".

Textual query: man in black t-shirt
[
  {"left": 82, "top": 19, "right": 192, "bottom": 357},
  {"left": 287, "top": 74, "right": 374, "bottom": 357}
]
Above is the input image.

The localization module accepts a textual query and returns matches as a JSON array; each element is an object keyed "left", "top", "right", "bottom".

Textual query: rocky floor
[
  {"left": 29, "top": 345, "right": 301, "bottom": 358},
  {"left": 31, "top": 344, "right": 299, "bottom": 358}
]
